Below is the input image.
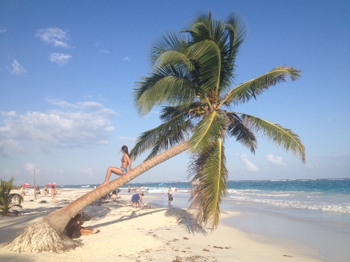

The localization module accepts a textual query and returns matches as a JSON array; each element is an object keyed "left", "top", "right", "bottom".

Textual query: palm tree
[
  {"left": 130, "top": 12, "right": 305, "bottom": 229},
  {"left": 5, "top": 12, "right": 305, "bottom": 253},
  {"left": 0, "top": 178, "right": 23, "bottom": 216}
]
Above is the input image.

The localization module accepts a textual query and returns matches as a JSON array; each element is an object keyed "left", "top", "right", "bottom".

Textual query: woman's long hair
[{"left": 121, "top": 145, "right": 129, "bottom": 156}]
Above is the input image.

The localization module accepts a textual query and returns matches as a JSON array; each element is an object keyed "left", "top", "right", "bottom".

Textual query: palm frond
[
  {"left": 188, "top": 139, "right": 228, "bottom": 229},
  {"left": 185, "top": 12, "right": 247, "bottom": 93},
  {"left": 243, "top": 114, "right": 306, "bottom": 162},
  {"left": 188, "top": 111, "right": 227, "bottom": 153},
  {"left": 187, "top": 40, "right": 221, "bottom": 93},
  {"left": 159, "top": 103, "right": 195, "bottom": 122},
  {"left": 221, "top": 67, "right": 301, "bottom": 106},
  {"left": 135, "top": 69, "right": 198, "bottom": 115},
  {"left": 153, "top": 50, "right": 195, "bottom": 75},
  {"left": 130, "top": 109, "right": 193, "bottom": 161},
  {"left": 184, "top": 12, "right": 214, "bottom": 42},
  {"left": 225, "top": 13, "right": 247, "bottom": 59},
  {"left": 151, "top": 32, "right": 187, "bottom": 64},
  {"left": 0, "top": 178, "right": 23, "bottom": 215},
  {"left": 219, "top": 14, "right": 246, "bottom": 88},
  {"left": 226, "top": 112, "right": 257, "bottom": 153}
]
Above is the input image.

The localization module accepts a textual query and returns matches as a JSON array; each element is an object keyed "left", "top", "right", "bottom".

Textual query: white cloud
[
  {"left": 45, "top": 98, "right": 115, "bottom": 114},
  {"left": 99, "top": 49, "right": 109, "bottom": 54},
  {"left": 123, "top": 57, "right": 131, "bottom": 62},
  {"left": 0, "top": 27, "right": 7, "bottom": 33},
  {"left": 0, "top": 99, "right": 117, "bottom": 158},
  {"left": 49, "top": 53, "right": 72, "bottom": 65},
  {"left": 266, "top": 154, "right": 286, "bottom": 166},
  {"left": 118, "top": 136, "right": 137, "bottom": 143},
  {"left": 36, "top": 27, "right": 70, "bottom": 48},
  {"left": 26, "top": 163, "right": 39, "bottom": 175},
  {"left": 239, "top": 153, "right": 258, "bottom": 172},
  {"left": 9, "top": 59, "right": 27, "bottom": 75}
]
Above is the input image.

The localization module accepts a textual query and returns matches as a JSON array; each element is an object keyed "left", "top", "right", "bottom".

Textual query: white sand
[{"left": 0, "top": 189, "right": 322, "bottom": 261}]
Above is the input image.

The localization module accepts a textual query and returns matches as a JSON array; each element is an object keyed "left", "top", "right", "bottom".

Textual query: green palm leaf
[
  {"left": 188, "top": 111, "right": 227, "bottom": 153},
  {"left": 135, "top": 67, "right": 198, "bottom": 115},
  {"left": 151, "top": 32, "right": 187, "bottom": 64},
  {"left": 185, "top": 12, "right": 247, "bottom": 92},
  {"left": 187, "top": 40, "right": 221, "bottom": 93},
  {"left": 226, "top": 112, "right": 257, "bottom": 153},
  {"left": 221, "top": 67, "right": 301, "bottom": 106},
  {"left": 130, "top": 108, "right": 193, "bottom": 160},
  {"left": 0, "top": 178, "right": 23, "bottom": 215},
  {"left": 188, "top": 139, "right": 227, "bottom": 229},
  {"left": 242, "top": 114, "right": 306, "bottom": 162}
]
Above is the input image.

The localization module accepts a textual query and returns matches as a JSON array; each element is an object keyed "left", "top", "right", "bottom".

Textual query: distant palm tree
[
  {"left": 0, "top": 178, "right": 23, "bottom": 216},
  {"left": 130, "top": 12, "right": 305, "bottom": 229},
  {"left": 4, "top": 12, "right": 305, "bottom": 253}
]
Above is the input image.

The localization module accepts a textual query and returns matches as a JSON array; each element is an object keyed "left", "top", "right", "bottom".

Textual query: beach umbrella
[
  {"left": 46, "top": 183, "right": 53, "bottom": 187},
  {"left": 22, "top": 183, "right": 33, "bottom": 188}
]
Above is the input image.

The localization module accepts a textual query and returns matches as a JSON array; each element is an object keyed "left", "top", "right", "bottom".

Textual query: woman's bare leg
[
  {"left": 80, "top": 227, "right": 100, "bottom": 235},
  {"left": 102, "top": 166, "right": 123, "bottom": 184}
]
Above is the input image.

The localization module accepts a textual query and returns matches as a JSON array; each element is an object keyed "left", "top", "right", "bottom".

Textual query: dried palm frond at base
[{"left": 4, "top": 220, "right": 82, "bottom": 253}]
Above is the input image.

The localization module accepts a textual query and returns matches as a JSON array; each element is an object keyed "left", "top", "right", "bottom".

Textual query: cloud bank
[{"left": 0, "top": 99, "right": 117, "bottom": 158}]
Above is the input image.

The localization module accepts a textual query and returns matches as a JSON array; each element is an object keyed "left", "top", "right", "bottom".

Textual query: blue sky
[{"left": 1, "top": 0, "right": 349, "bottom": 186}]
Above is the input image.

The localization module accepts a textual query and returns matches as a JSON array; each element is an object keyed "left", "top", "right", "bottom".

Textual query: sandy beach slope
[{"left": 0, "top": 189, "right": 321, "bottom": 261}]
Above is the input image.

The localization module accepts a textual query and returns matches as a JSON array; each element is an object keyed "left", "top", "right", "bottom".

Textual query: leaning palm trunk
[{"left": 5, "top": 142, "right": 190, "bottom": 253}]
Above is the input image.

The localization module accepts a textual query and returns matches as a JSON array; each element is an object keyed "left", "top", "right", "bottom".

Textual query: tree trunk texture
[{"left": 4, "top": 142, "right": 190, "bottom": 253}]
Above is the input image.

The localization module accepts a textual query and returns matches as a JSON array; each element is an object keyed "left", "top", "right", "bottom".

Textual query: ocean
[
  {"left": 60, "top": 178, "right": 350, "bottom": 215},
  {"left": 59, "top": 178, "right": 349, "bottom": 261}
]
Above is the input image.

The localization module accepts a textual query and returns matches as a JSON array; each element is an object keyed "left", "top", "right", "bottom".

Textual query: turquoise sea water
[{"left": 60, "top": 178, "right": 350, "bottom": 215}]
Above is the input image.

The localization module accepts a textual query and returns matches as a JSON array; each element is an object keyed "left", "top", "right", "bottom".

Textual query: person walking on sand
[
  {"left": 102, "top": 145, "right": 132, "bottom": 185},
  {"left": 168, "top": 187, "right": 173, "bottom": 206}
]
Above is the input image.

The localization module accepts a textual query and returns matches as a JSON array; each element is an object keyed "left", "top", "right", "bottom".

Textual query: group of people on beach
[
  {"left": 64, "top": 146, "right": 133, "bottom": 239},
  {"left": 64, "top": 144, "right": 174, "bottom": 239},
  {"left": 100, "top": 145, "right": 175, "bottom": 208}
]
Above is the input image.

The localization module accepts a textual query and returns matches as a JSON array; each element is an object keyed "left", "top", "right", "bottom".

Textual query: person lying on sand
[{"left": 65, "top": 213, "right": 100, "bottom": 238}]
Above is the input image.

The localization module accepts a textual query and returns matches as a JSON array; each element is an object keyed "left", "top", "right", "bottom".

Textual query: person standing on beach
[
  {"left": 51, "top": 185, "right": 57, "bottom": 203},
  {"left": 168, "top": 187, "right": 173, "bottom": 206},
  {"left": 102, "top": 145, "right": 132, "bottom": 185}
]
